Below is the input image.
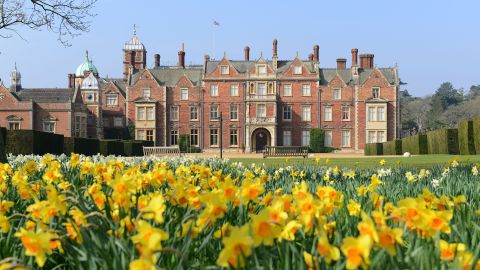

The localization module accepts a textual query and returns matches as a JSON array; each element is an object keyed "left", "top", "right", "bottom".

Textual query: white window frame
[
  {"left": 146, "top": 130, "right": 154, "bottom": 141},
  {"left": 283, "top": 84, "right": 292, "bottom": 96},
  {"left": 283, "top": 130, "right": 292, "bottom": 146},
  {"left": 137, "top": 107, "right": 146, "bottom": 120},
  {"left": 8, "top": 121, "right": 21, "bottom": 130},
  {"left": 190, "top": 129, "right": 199, "bottom": 146},
  {"left": 210, "top": 106, "right": 219, "bottom": 121},
  {"left": 190, "top": 106, "right": 198, "bottom": 121},
  {"left": 293, "top": 65, "right": 302, "bottom": 75},
  {"left": 372, "top": 87, "right": 380, "bottom": 98},
  {"left": 106, "top": 94, "right": 118, "bottom": 106},
  {"left": 257, "top": 65, "right": 267, "bottom": 75},
  {"left": 210, "top": 85, "right": 219, "bottom": 97},
  {"left": 301, "top": 130, "right": 310, "bottom": 146},
  {"left": 324, "top": 106, "right": 332, "bottom": 121},
  {"left": 333, "top": 88, "right": 341, "bottom": 100},
  {"left": 146, "top": 107, "right": 155, "bottom": 121},
  {"left": 341, "top": 130, "right": 351, "bottom": 147},
  {"left": 210, "top": 128, "right": 219, "bottom": 146},
  {"left": 170, "top": 130, "right": 178, "bottom": 145},
  {"left": 229, "top": 129, "right": 238, "bottom": 146},
  {"left": 230, "top": 105, "right": 238, "bottom": 121},
  {"left": 180, "top": 88, "right": 188, "bottom": 100},
  {"left": 302, "top": 84, "right": 311, "bottom": 96},
  {"left": 341, "top": 106, "right": 350, "bottom": 121},
  {"left": 230, "top": 84, "right": 239, "bottom": 96},
  {"left": 257, "top": 83, "right": 267, "bottom": 96},
  {"left": 136, "top": 130, "right": 145, "bottom": 140},
  {"left": 142, "top": 88, "right": 151, "bottom": 99},
  {"left": 302, "top": 105, "right": 311, "bottom": 122},
  {"left": 43, "top": 121, "right": 56, "bottom": 133},
  {"left": 283, "top": 105, "right": 292, "bottom": 120},
  {"left": 256, "top": 104, "right": 266, "bottom": 118},
  {"left": 324, "top": 130, "right": 333, "bottom": 147},
  {"left": 377, "top": 107, "right": 385, "bottom": 121},
  {"left": 170, "top": 106, "right": 179, "bottom": 121},
  {"left": 220, "top": 65, "right": 229, "bottom": 75}
]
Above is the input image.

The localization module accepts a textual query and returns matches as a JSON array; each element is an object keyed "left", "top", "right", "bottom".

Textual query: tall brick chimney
[
  {"left": 359, "top": 54, "right": 374, "bottom": 69},
  {"left": 351, "top": 48, "right": 358, "bottom": 67},
  {"left": 68, "top": 74, "right": 75, "bottom": 88},
  {"left": 244, "top": 46, "right": 250, "bottom": 61},
  {"left": 178, "top": 43, "right": 185, "bottom": 68},
  {"left": 313, "top": 45, "right": 319, "bottom": 63},
  {"left": 336, "top": 58, "right": 347, "bottom": 70},
  {"left": 154, "top": 54, "right": 160, "bottom": 68},
  {"left": 273, "top": 39, "right": 278, "bottom": 57}
]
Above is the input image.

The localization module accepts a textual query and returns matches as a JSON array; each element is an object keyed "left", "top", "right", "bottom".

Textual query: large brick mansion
[{"left": 0, "top": 31, "right": 400, "bottom": 152}]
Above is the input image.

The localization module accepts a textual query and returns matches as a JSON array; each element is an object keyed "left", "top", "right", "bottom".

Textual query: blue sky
[{"left": 0, "top": 0, "right": 479, "bottom": 96}]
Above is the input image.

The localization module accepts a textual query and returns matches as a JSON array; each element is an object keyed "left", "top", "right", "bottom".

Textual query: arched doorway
[{"left": 251, "top": 128, "right": 271, "bottom": 153}]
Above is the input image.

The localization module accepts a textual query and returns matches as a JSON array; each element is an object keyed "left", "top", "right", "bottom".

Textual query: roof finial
[
  {"left": 181, "top": 42, "right": 184, "bottom": 51},
  {"left": 133, "top": 24, "right": 137, "bottom": 35},
  {"left": 260, "top": 51, "right": 263, "bottom": 58},
  {"left": 85, "top": 50, "right": 89, "bottom": 61},
  {"left": 296, "top": 51, "right": 299, "bottom": 58},
  {"left": 14, "top": 62, "right": 17, "bottom": 71}
]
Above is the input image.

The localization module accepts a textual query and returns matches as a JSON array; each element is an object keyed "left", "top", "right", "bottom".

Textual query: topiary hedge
[
  {"left": 382, "top": 140, "right": 402, "bottom": 155},
  {"left": 0, "top": 127, "right": 7, "bottom": 163},
  {"left": 473, "top": 116, "right": 480, "bottom": 154},
  {"left": 99, "top": 140, "right": 124, "bottom": 156},
  {"left": 63, "top": 137, "right": 100, "bottom": 156},
  {"left": 123, "top": 141, "right": 144, "bottom": 156},
  {"left": 5, "top": 130, "right": 64, "bottom": 155},
  {"left": 309, "top": 128, "right": 325, "bottom": 153},
  {"left": 401, "top": 134, "right": 428, "bottom": 155},
  {"left": 364, "top": 143, "right": 383, "bottom": 156},
  {"left": 426, "top": 128, "right": 459, "bottom": 154},
  {"left": 458, "top": 120, "right": 476, "bottom": 155},
  {"left": 178, "top": 134, "right": 190, "bottom": 153}
]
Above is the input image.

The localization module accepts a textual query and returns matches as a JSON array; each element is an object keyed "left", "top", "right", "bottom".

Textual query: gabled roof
[
  {"left": 134, "top": 67, "right": 203, "bottom": 87},
  {"left": 319, "top": 69, "right": 353, "bottom": 85},
  {"left": 358, "top": 68, "right": 396, "bottom": 85},
  {"left": 101, "top": 78, "right": 127, "bottom": 95},
  {"left": 16, "top": 88, "right": 74, "bottom": 103},
  {"left": 206, "top": 59, "right": 317, "bottom": 74}
]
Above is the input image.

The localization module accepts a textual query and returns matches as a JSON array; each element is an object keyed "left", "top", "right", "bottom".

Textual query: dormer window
[
  {"left": 220, "top": 65, "right": 229, "bottom": 75},
  {"left": 106, "top": 94, "right": 118, "bottom": 106},
  {"left": 293, "top": 66, "right": 302, "bottom": 75},
  {"left": 257, "top": 65, "right": 267, "bottom": 75},
  {"left": 333, "top": 88, "right": 341, "bottom": 100},
  {"left": 372, "top": 87, "right": 380, "bottom": 98}
]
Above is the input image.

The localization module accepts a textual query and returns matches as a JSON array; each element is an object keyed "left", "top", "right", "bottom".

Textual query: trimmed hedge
[
  {"left": 402, "top": 134, "right": 428, "bottom": 155},
  {"left": 179, "top": 134, "right": 190, "bottom": 153},
  {"left": 474, "top": 116, "right": 480, "bottom": 154},
  {"left": 123, "top": 141, "right": 144, "bottom": 156},
  {"left": 63, "top": 137, "right": 99, "bottom": 156},
  {"left": 383, "top": 140, "right": 402, "bottom": 155},
  {"left": 458, "top": 120, "right": 476, "bottom": 155},
  {"left": 309, "top": 128, "right": 325, "bottom": 153},
  {"left": 365, "top": 143, "right": 383, "bottom": 156},
  {"left": 0, "top": 127, "right": 6, "bottom": 163},
  {"left": 426, "top": 128, "right": 459, "bottom": 154},
  {"left": 5, "top": 130, "right": 64, "bottom": 155},
  {"left": 99, "top": 140, "right": 124, "bottom": 156}
]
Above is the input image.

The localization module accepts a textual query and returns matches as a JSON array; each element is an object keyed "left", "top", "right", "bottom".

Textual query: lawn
[{"left": 229, "top": 155, "right": 480, "bottom": 169}]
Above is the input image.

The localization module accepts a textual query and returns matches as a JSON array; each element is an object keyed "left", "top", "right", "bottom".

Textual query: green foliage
[
  {"left": 5, "top": 130, "right": 64, "bottom": 155},
  {"left": 382, "top": 140, "right": 402, "bottom": 155},
  {"left": 426, "top": 128, "right": 459, "bottom": 154},
  {"left": 309, "top": 128, "right": 325, "bottom": 153},
  {"left": 62, "top": 137, "right": 100, "bottom": 156},
  {"left": 402, "top": 134, "right": 428, "bottom": 155},
  {"left": 103, "top": 127, "right": 132, "bottom": 140},
  {"left": 458, "top": 120, "right": 476, "bottom": 155},
  {"left": 99, "top": 140, "right": 125, "bottom": 156},
  {"left": 123, "top": 141, "right": 145, "bottom": 156},
  {"left": 178, "top": 134, "right": 190, "bottom": 152},
  {"left": 430, "top": 82, "right": 463, "bottom": 115},
  {"left": 364, "top": 143, "right": 383, "bottom": 156},
  {"left": 0, "top": 127, "right": 7, "bottom": 163},
  {"left": 474, "top": 116, "right": 480, "bottom": 155}
]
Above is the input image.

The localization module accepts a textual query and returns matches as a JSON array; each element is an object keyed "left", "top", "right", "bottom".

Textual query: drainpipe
[
  {"left": 242, "top": 81, "right": 246, "bottom": 150},
  {"left": 201, "top": 87, "right": 205, "bottom": 150}
]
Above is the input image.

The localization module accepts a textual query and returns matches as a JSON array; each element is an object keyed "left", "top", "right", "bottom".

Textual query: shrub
[
  {"left": 426, "top": 128, "right": 459, "bottom": 154},
  {"left": 0, "top": 127, "right": 6, "bottom": 163},
  {"left": 309, "top": 128, "right": 325, "bottom": 153},
  {"left": 458, "top": 120, "right": 475, "bottom": 155},
  {"left": 123, "top": 141, "right": 145, "bottom": 156},
  {"left": 383, "top": 140, "right": 402, "bottom": 155},
  {"left": 473, "top": 116, "right": 480, "bottom": 154},
  {"left": 6, "top": 130, "right": 64, "bottom": 155},
  {"left": 365, "top": 143, "right": 383, "bottom": 156},
  {"left": 65, "top": 138, "right": 99, "bottom": 156},
  {"left": 178, "top": 134, "right": 190, "bottom": 153},
  {"left": 401, "top": 134, "right": 428, "bottom": 155},
  {"left": 99, "top": 140, "right": 125, "bottom": 156}
]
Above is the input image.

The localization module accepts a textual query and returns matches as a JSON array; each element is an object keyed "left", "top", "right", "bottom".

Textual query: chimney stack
[
  {"left": 336, "top": 58, "right": 347, "bottom": 70},
  {"left": 68, "top": 74, "right": 76, "bottom": 88},
  {"left": 130, "top": 51, "right": 135, "bottom": 68},
  {"left": 154, "top": 54, "right": 160, "bottom": 68},
  {"left": 244, "top": 46, "right": 250, "bottom": 61},
  {"left": 359, "top": 54, "right": 374, "bottom": 69},
  {"left": 308, "top": 54, "right": 314, "bottom": 62},
  {"left": 273, "top": 39, "right": 278, "bottom": 57},
  {"left": 313, "top": 45, "right": 319, "bottom": 63},
  {"left": 178, "top": 43, "right": 185, "bottom": 68},
  {"left": 351, "top": 48, "right": 358, "bottom": 67}
]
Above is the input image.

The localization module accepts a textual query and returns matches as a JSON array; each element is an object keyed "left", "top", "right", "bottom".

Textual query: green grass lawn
[{"left": 228, "top": 155, "right": 480, "bottom": 169}]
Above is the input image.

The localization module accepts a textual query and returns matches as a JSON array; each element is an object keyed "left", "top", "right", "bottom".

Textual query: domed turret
[
  {"left": 123, "top": 25, "right": 147, "bottom": 80},
  {"left": 75, "top": 50, "right": 98, "bottom": 77},
  {"left": 124, "top": 24, "right": 145, "bottom": 51},
  {"left": 80, "top": 72, "right": 99, "bottom": 90}
]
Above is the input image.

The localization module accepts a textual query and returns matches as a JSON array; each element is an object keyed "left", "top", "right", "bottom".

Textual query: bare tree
[
  {"left": 0, "top": 0, "right": 97, "bottom": 45},
  {"left": 403, "top": 98, "right": 431, "bottom": 133}
]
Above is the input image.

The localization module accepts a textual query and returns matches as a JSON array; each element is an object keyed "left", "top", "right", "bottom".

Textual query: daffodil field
[{"left": 1, "top": 154, "right": 480, "bottom": 269}]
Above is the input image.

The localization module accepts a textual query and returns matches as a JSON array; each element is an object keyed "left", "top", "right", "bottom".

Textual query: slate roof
[
  {"left": 101, "top": 78, "right": 127, "bottom": 95},
  {"left": 319, "top": 67, "right": 396, "bottom": 86},
  {"left": 16, "top": 88, "right": 74, "bottom": 103},
  {"left": 206, "top": 59, "right": 317, "bottom": 75}
]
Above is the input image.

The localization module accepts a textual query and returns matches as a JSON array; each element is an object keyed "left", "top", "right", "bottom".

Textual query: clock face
[{"left": 87, "top": 94, "right": 93, "bottom": 100}]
